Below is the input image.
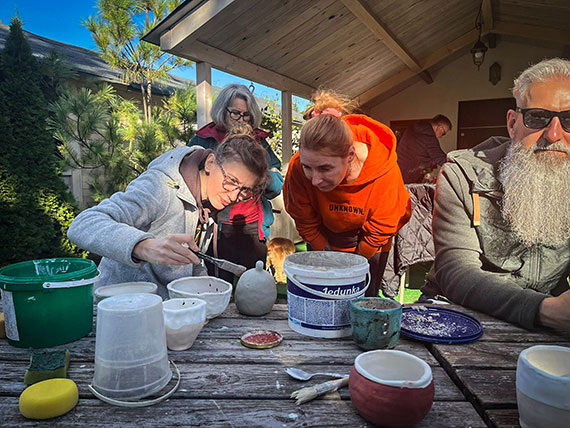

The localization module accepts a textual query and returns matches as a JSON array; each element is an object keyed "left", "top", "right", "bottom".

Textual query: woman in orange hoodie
[{"left": 283, "top": 90, "right": 410, "bottom": 297}]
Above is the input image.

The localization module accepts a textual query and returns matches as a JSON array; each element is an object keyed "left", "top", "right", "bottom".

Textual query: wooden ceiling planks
[
  {"left": 209, "top": 0, "right": 308, "bottom": 55},
  {"left": 193, "top": 0, "right": 267, "bottom": 48},
  {"left": 364, "top": 0, "right": 480, "bottom": 60},
  {"left": 229, "top": 0, "right": 338, "bottom": 62},
  {"left": 279, "top": 19, "right": 364, "bottom": 78},
  {"left": 495, "top": 0, "right": 570, "bottom": 30},
  {"left": 254, "top": 1, "right": 352, "bottom": 67},
  {"left": 145, "top": 0, "right": 570, "bottom": 104},
  {"left": 307, "top": 35, "right": 401, "bottom": 96}
]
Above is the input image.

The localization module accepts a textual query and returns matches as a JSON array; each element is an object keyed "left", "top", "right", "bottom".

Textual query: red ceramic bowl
[{"left": 349, "top": 350, "right": 435, "bottom": 427}]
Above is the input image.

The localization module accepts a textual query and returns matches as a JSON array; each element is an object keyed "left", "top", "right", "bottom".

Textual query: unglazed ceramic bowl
[
  {"left": 349, "top": 350, "right": 434, "bottom": 427},
  {"left": 516, "top": 345, "right": 570, "bottom": 428},
  {"left": 166, "top": 276, "right": 232, "bottom": 319}
]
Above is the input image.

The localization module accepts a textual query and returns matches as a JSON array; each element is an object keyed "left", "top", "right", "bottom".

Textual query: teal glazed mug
[{"left": 350, "top": 297, "right": 402, "bottom": 350}]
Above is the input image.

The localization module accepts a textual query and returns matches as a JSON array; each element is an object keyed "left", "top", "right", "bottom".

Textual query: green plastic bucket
[{"left": 0, "top": 258, "right": 99, "bottom": 348}]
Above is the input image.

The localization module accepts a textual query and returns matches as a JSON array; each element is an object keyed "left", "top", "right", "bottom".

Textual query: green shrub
[{"left": 0, "top": 18, "right": 86, "bottom": 267}]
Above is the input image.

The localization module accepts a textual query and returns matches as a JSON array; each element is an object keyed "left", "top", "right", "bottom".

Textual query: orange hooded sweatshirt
[{"left": 283, "top": 114, "right": 411, "bottom": 259}]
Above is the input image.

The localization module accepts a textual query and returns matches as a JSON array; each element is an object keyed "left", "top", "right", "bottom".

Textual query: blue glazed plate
[{"left": 400, "top": 306, "right": 484, "bottom": 344}]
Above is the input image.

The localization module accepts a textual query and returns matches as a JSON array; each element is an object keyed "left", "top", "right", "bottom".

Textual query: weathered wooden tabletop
[
  {"left": 2, "top": 302, "right": 565, "bottom": 427},
  {"left": 428, "top": 305, "right": 570, "bottom": 428}
]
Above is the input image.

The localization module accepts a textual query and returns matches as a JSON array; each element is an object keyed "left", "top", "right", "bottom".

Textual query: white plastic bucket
[{"left": 283, "top": 251, "right": 370, "bottom": 338}]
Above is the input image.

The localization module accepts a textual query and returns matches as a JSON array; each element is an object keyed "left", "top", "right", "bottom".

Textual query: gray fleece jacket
[
  {"left": 67, "top": 146, "right": 213, "bottom": 298},
  {"left": 423, "top": 137, "right": 570, "bottom": 329}
]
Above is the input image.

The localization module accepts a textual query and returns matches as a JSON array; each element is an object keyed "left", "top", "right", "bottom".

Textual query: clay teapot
[{"left": 235, "top": 260, "right": 276, "bottom": 316}]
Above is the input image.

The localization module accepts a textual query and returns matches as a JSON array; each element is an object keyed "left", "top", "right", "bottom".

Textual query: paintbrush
[
  {"left": 290, "top": 376, "right": 350, "bottom": 405},
  {"left": 195, "top": 251, "right": 247, "bottom": 277}
]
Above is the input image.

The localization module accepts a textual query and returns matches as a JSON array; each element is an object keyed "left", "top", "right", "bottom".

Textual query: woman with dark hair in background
[
  {"left": 68, "top": 126, "right": 269, "bottom": 297},
  {"left": 283, "top": 89, "right": 410, "bottom": 297},
  {"left": 188, "top": 84, "right": 283, "bottom": 283}
]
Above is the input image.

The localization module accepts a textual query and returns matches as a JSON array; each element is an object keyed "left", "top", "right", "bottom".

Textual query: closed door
[{"left": 457, "top": 98, "right": 515, "bottom": 150}]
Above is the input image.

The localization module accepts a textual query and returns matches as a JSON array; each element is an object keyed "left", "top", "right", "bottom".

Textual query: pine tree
[
  {"left": 85, "top": 0, "right": 192, "bottom": 122},
  {"left": 0, "top": 18, "right": 85, "bottom": 266}
]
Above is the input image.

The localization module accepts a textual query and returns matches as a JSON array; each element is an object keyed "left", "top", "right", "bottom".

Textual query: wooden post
[
  {"left": 281, "top": 90, "right": 293, "bottom": 171},
  {"left": 196, "top": 61, "right": 212, "bottom": 129}
]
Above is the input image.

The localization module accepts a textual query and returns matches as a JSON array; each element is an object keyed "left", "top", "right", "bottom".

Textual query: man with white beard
[{"left": 422, "top": 58, "right": 570, "bottom": 331}]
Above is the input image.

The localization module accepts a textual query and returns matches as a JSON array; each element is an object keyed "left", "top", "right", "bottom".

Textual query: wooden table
[
  {"left": 1, "top": 303, "right": 488, "bottom": 427},
  {"left": 428, "top": 305, "right": 570, "bottom": 428}
]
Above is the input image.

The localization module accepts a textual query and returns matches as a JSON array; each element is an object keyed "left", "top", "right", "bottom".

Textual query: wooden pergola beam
[
  {"left": 493, "top": 21, "right": 570, "bottom": 45},
  {"left": 196, "top": 61, "right": 212, "bottom": 128},
  {"left": 281, "top": 91, "right": 293, "bottom": 169},
  {"left": 358, "top": 28, "right": 480, "bottom": 106},
  {"left": 341, "top": 0, "right": 432, "bottom": 84},
  {"left": 159, "top": 0, "right": 236, "bottom": 51},
  {"left": 481, "top": 0, "right": 494, "bottom": 35},
  {"left": 167, "top": 40, "right": 314, "bottom": 99}
]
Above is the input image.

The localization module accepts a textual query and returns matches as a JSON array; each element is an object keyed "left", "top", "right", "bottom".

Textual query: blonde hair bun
[{"left": 303, "top": 88, "right": 358, "bottom": 120}]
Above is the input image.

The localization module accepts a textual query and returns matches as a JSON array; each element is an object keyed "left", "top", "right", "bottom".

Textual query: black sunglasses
[{"left": 515, "top": 107, "right": 570, "bottom": 132}]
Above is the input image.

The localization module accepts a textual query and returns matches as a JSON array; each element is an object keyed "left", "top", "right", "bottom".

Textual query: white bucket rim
[{"left": 283, "top": 251, "right": 369, "bottom": 279}]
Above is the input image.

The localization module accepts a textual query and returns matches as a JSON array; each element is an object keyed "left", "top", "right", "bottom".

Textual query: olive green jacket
[{"left": 423, "top": 137, "right": 570, "bottom": 329}]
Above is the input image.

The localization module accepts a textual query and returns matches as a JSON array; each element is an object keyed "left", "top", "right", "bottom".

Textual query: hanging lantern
[{"left": 471, "top": 37, "right": 488, "bottom": 71}]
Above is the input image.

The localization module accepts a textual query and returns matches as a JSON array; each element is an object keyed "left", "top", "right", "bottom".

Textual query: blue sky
[{"left": 0, "top": 0, "right": 308, "bottom": 108}]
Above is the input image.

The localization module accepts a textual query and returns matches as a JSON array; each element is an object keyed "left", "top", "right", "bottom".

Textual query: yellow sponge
[{"left": 19, "top": 378, "right": 78, "bottom": 420}]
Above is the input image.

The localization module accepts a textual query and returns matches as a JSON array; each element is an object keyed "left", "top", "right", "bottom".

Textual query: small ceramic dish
[
  {"left": 240, "top": 330, "right": 283, "bottom": 349},
  {"left": 94, "top": 282, "right": 158, "bottom": 303}
]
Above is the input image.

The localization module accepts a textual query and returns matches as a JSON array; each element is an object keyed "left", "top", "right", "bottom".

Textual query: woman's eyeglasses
[
  {"left": 217, "top": 162, "right": 255, "bottom": 201},
  {"left": 516, "top": 107, "right": 570, "bottom": 132},
  {"left": 226, "top": 108, "right": 252, "bottom": 123}
]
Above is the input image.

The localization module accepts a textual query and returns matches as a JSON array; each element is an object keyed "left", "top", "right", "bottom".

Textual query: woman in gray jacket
[{"left": 68, "top": 127, "right": 269, "bottom": 297}]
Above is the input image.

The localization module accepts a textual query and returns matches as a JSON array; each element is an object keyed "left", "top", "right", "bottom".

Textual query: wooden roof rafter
[
  {"left": 153, "top": 0, "right": 315, "bottom": 98},
  {"left": 358, "top": 28, "right": 480, "bottom": 106},
  {"left": 341, "top": 0, "right": 433, "bottom": 85},
  {"left": 481, "top": 0, "right": 494, "bottom": 35}
]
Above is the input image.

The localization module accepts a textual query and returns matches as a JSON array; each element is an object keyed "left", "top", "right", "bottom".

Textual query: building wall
[{"left": 369, "top": 40, "right": 563, "bottom": 153}]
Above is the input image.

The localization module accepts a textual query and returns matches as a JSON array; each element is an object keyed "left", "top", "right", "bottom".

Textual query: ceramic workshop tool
[
  {"left": 285, "top": 367, "right": 347, "bottom": 381},
  {"left": 290, "top": 376, "right": 349, "bottom": 405},
  {"left": 195, "top": 251, "right": 246, "bottom": 277},
  {"left": 181, "top": 243, "right": 246, "bottom": 277}
]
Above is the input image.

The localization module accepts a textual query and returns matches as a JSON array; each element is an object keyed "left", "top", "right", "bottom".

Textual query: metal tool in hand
[
  {"left": 285, "top": 367, "right": 348, "bottom": 381},
  {"left": 181, "top": 243, "right": 247, "bottom": 277},
  {"left": 195, "top": 251, "right": 247, "bottom": 277}
]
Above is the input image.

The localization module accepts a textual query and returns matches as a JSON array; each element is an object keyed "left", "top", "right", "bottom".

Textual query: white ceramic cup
[
  {"left": 163, "top": 298, "right": 207, "bottom": 351},
  {"left": 516, "top": 345, "right": 570, "bottom": 428}
]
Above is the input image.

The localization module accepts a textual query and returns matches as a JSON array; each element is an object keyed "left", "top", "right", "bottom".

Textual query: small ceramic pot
[
  {"left": 163, "top": 298, "right": 207, "bottom": 351},
  {"left": 235, "top": 260, "right": 276, "bottom": 316},
  {"left": 349, "top": 349, "right": 434, "bottom": 427},
  {"left": 516, "top": 345, "right": 570, "bottom": 428},
  {"left": 350, "top": 297, "right": 402, "bottom": 350}
]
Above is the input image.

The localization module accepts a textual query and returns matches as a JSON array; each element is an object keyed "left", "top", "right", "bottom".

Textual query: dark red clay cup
[{"left": 349, "top": 350, "right": 435, "bottom": 427}]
